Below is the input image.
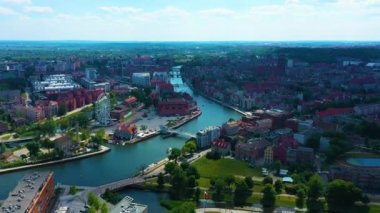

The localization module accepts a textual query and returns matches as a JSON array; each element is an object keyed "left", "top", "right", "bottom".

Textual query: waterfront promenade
[{"left": 0, "top": 146, "right": 110, "bottom": 174}]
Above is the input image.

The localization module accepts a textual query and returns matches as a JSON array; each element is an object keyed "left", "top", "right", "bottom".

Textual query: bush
[{"left": 206, "top": 150, "right": 221, "bottom": 160}]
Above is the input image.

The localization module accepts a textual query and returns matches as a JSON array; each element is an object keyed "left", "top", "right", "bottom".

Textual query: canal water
[{"left": 0, "top": 75, "right": 241, "bottom": 201}]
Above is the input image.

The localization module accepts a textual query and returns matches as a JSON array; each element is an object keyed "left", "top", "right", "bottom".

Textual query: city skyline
[{"left": 0, "top": 0, "right": 380, "bottom": 41}]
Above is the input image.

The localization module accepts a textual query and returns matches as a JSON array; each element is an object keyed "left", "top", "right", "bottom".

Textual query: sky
[{"left": 0, "top": 0, "right": 379, "bottom": 41}]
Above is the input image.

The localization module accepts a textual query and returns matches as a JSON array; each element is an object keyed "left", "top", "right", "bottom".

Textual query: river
[{"left": 0, "top": 75, "right": 241, "bottom": 200}]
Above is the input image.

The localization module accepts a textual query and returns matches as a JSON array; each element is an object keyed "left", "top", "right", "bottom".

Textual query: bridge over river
[{"left": 90, "top": 176, "right": 145, "bottom": 195}]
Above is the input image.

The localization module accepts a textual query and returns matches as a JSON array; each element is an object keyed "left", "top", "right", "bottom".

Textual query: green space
[
  {"left": 344, "top": 152, "right": 380, "bottom": 158},
  {"left": 192, "top": 156, "right": 261, "bottom": 179}
]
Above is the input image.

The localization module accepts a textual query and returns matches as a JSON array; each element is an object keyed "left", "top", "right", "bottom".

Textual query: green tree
[
  {"left": 273, "top": 160, "right": 282, "bottom": 174},
  {"left": 88, "top": 192, "right": 100, "bottom": 210},
  {"left": 101, "top": 202, "right": 108, "bottom": 213},
  {"left": 261, "top": 184, "right": 276, "bottom": 207},
  {"left": 26, "top": 141, "right": 40, "bottom": 157},
  {"left": 0, "top": 143, "right": 7, "bottom": 154},
  {"left": 168, "top": 202, "right": 196, "bottom": 213},
  {"left": 157, "top": 172, "right": 165, "bottom": 189},
  {"left": 194, "top": 187, "right": 201, "bottom": 202},
  {"left": 234, "top": 181, "right": 251, "bottom": 206},
  {"left": 224, "top": 175, "right": 235, "bottom": 189},
  {"left": 325, "top": 179, "right": 363, "bottom": 210},
  {"left": 168, "top": 148, "right": 181, "bottom": 162},
  {"left": 307, "top": 175, "right": 324, "bottom": 200},
  {"left": 102, "top": 189, "right": 122, "bottom": 204},
  {"left": 170, "top": 167, "right": 188, "bottom": 199},
  {"left": 263, "top": 176, "right": 273, "bottom": 185},
  {"left": 244, "top": 176, "right": 254, "bottom": 189},
  {"left": 39, "top": 119, "right": 57, "bottom": 136},
  {"left": 140, "top": 125, "right": 147, "bottom": 131},
  {"left": 91, "top": 128, "right": 106, "bottom": 148},
  {"left": 212, "top": 179, "right": 226, "bottom": 201},
  {"left": 296, "top": 188, "right": 306, "bottom": 209},
  {"left": 307, "top": 175, "right": 325, "bottom": 213},
  {"left": 164, "top": 162, "right": 177, "bottom": 174},
  {"left": 274, "top": 180, "right": 283, "bottom": 194},
  {"left": 69, "top": 186, "right": 78, "bottom": 195},
  {"left": 58, "top": 105, "right": 67, "bottom": 116},
  {"left": 88, "top": 206, "right": 97, "bottom": 213}
]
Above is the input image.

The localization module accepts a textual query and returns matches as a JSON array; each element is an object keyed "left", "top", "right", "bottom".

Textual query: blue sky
[{"left": 0, "top": 0, "right": 379, "bottom": 41}]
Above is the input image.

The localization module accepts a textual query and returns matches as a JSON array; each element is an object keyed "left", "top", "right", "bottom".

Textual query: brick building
[{"left": 1, "top": 172, "right": 55, "bottom": 213}]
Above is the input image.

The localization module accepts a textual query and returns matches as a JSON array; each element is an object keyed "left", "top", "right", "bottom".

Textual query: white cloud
[
  {"left": 25, "top": 6, "right": 53, "bottom": 13},
  {"left": 99, "top": 6, "right": 142, "bottom": 14},
  {"left": 199, "top": 8, "right": 236, "bottom": 17},
  {"left": 0, "top": 6, "right": 17, "bottom": 15},
  {"left": 1, "top": 0, "right": 31, "bottom": 4}
]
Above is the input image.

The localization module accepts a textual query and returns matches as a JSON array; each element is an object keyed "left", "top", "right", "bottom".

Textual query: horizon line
[{"left": 1, "top": 39, "right": 380, "bottom": 43}]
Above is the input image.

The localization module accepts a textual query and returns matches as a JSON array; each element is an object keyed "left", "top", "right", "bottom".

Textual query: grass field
[{"left": 192, "top": 156, "right": 261, "bottom": 179}]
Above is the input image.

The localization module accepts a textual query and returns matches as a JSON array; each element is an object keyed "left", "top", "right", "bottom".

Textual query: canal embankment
[{"left": 0, "top": 145, "right": 110, "bottom": 174}]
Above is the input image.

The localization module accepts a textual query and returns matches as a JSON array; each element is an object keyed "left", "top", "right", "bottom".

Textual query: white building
[
  {"left": 196, "top": 126, "right": 221, "bottom": 149},
  {"left": 111, "top": 196, "right": 148, "bottom": 213},
  {"left": 132, "top": 72, "right": 151, "bottom": 87},
  {"left": 152, "top": 71, "right": 169, "bottom": 83},
  {"left": 85, "top": 68, "right": 98, "bottom": 81},
  {"left": 32, "top": 74, "right": 81, "bottom": 93}
]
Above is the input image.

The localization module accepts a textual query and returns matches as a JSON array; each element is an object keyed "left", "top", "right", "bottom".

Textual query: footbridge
[
  {"left": 91, "top": 176, "right": 145, "bottom": 195},
  {"left": 166, "top": 129, "right": 196, "bottom": 139}
]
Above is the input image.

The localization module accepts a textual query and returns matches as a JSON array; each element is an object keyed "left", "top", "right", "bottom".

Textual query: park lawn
[
  {"left": 160, "top": 199, "right": 196, "bottom": 210},
  {"left": 198, "top": 177, "right": 211, "bottom": 188},
  {"left": 247, "top": 194, "right": 296, "bottom": 208},
  {"left": 192, "top": 157, "right": 261, "bottom": 179}
]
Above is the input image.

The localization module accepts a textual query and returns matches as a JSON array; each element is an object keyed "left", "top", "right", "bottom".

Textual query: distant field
[{"left": 192, "top": 156, "right": 261, "bottom": 179}]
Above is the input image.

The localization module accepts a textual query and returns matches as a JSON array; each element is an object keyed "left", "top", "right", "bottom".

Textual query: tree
[
  {"left": 165, "top": 162, "right": 177, "bottom": 174},
  {"left": 101, "top": 202, "right": 108, "bottom": 213},
  {"left": 58, "top": 105, "right": 67, "bottom": 116},
  {"left": 182, "top": 140, "right": 197, "bottom": 155},
  {"left": 0, "top": 143, "right": 7, "bottom": 154},
  {"left": 39, "top": 119, "right": 57, "bottom": 136},
  {"left": 362, "top": 194, "right": 370, "bottom": 205},
  {"left": 307, "top": 175, "right": 324, "bottom": 200},
  {"left": 307, "top": 175, "right": 325, "bottom": 213},
  {"left": 88, "top": 192, "right": 100, "bottom": 210},
  {"left": 261, "top": 184, "right": 276, "bottom": 207},
  {"left": 263, "top": 176, "right": 273, "bottom": 185},
  {"left": 274, "top": 180, "right": 283, "bottom": 194},
  {"left": 91, "top": 128, "right": 106, "bottom": 147},
  {"left": 170, "top": 167, "right": 188, "bottom": 199},
  {"left": 194, "top": 187, "right": 201, "bottom": 202},
  {"left": 212, "top": 179, "right": 226, "bottom": 201},
  {"left": 273, "top": 160, "right": 282, "bottom": 175},
  {"left": 168, "top": 202, "right": 196, "bottom": 213},
  {"left": 140, "top": 125, "right": 147, "bottom": 131},
  {"left": 325, "top": 179, "right": 363, "bottom": 210},
  {"left": 88, "top": 206, "right": 97, "bottom": 213},
  {"left": 243, "top": 177, "right": 254, "bottom": 190},
  {"left": 26, "top": 141, "right": 40, "bottom": 157},
  {"left": 224, "top": 175, "right": 235, "bottom": 189},
  {"left": 69, "top": 186, "right": 78, "bottom": 195},
  {"left": 234, "top": 181, "right": 251, "bottom": 206},
  {"left": 102, "top": 188, "right": 122, "bottom": 205},
  {"left": 157, "top": 173, "right": 165, "bottom": 189},
  {"left": 296, "top": 188, "right": 306, "bottom": 209},
  {"left": 168, "top": 148, "right": 181, "bottom": 162}
]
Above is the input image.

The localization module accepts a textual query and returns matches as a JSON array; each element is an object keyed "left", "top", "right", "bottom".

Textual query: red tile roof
[{"left": 318, "top": 107, "right": 353, "bottom": 117}]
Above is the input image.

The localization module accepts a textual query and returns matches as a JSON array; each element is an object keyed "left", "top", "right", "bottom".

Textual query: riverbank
[
  {"left": 184, "top": 79, "right": 248, "bottom": 116},
  {"left": 0, "top": 145, "right": 110, "bottom": 174},
  {"left": 172, "top": 110, "right": 202, "bottom": 130},
  {"left": 114, "top": 110, "right": 202, "bottom": 145}
]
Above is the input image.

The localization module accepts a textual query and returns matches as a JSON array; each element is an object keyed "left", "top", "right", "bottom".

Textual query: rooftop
[
  {"left": 110, "top": 196, "right": 147, "bottom": 213},
  {"left": 1, "top": 172, "right": 52, "bottom": 213}
]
